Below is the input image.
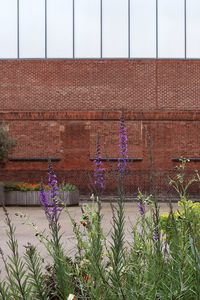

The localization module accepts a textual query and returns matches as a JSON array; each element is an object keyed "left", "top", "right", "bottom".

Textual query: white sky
[{"left": 0, "top": 0, "right": 200, "bottom": 59}]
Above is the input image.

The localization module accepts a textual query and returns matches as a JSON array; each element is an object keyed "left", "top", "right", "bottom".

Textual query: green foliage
[
  {"left": 0, "top": 280, "right": 10, "bottom": 300},
  {"left": 1, "top": 161, "right": 200, "bottom": 299},
  {"left": 24, "top": 244, "right": 48, "bottom": 299},
  {"left": 59, "top": 182, "right": 77, "bottom": 192},
  {"left": 1, "top": 196, "right": 200, "bottom": 299},
  {"left": 108, "top": 196, "right": 126, "bottom": 299},
  {"left": 41, "top": 208, "right": 75, "bottom": 299},
  {"left": 4, "top": 183, "right": 42, "bottom": 192},
  {"left": 4, "top": 182, "right": 77, "bottom": 192},
  {"left": 169, "top": 158, "right": 198, "bottom": 199},
  {"left": 1, "top": 207, "right": 30, "bottom": 300},
  {"left": 0, "top": 126, "right": 16, "bottom": 163},
  {"left": 69, "top": 201, "right": 109, "bottom": 299},
  {"left": 160, "top": 199, "right": 200, "bottom": 236}
]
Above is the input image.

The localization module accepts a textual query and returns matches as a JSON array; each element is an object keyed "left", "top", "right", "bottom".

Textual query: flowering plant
[
  {"left": 4, "top": 182, "right": 77, "bottom": 192},
  {"left": 4, "top": 182, "right": 44, "bottom": 192}
]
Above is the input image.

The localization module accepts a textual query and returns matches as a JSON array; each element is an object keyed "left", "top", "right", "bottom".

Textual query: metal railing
[{"left": 0, "top": 0, "right": 198, "bottom": 60}]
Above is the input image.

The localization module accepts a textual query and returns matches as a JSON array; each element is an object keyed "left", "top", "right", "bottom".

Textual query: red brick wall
[
  {"left": 0, "top": 60, "right": 200, "bottom": 196},
  {"left": 1, "top": 59, "right": 200, "bottom": 112}
]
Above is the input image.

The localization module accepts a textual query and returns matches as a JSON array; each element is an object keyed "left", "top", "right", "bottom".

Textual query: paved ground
[{"left": 0, "top": 202, "right": 178, "bottom": 261}]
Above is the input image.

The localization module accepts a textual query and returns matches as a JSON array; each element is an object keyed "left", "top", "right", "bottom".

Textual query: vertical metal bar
[
  {"left": 156, "top": 0, "right": 158, "bottom": 59},
  {"left": 128, "top": 0, "right": 130, "bottom": 58},
  {"left": 184, "top": 0, "right": 187, "bottom": 59},
  {"left": 100, "top": 0, "right": 103, "bottom": 58},
  {"left": 17, "top": 0, "right": 20, "bottom": 58},
  {"left": 45, "top": 0, "right": 47, "bottom": 58},
  {"left": 73, "top": 0, "right": 75, "bottom": 58}
]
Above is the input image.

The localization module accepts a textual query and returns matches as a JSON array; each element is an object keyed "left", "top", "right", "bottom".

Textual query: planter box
[
  {"left": 60, "top": 190, "right": 79, "bottom": 206},
  {"left": 5, "top": 191, "right": 40, "bottom": 206},
  {"left": 4, "top": 190, "right": 79, "bottom": 206}
]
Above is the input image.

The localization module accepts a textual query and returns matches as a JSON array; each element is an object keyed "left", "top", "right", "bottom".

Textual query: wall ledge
[{"left": 1, "top": 111, "right": 200, "bottom": 121}]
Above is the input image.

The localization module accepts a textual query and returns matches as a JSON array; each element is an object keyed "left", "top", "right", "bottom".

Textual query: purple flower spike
[
  {"left": 94, "top": 139, "right": 105, "bottom": 192},
  {"left": 40, "top": 184, "right": 49, "bottom": 209},
  {"left": 48, "top": 164, "right": 59, "bottom": 200},
  {"left": 138, "top": 200, "right": 146, "bottom": 217},
  {"left": 118, "top": 114, "right": 128, "bottom": 176},
  {"left": 40, "top": 163, "right": 62, "bottom": 224}
]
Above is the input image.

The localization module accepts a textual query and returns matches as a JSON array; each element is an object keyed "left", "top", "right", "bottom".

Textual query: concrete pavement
[{"left": 0, "top": 202, "right": 177, "bottom": 261}]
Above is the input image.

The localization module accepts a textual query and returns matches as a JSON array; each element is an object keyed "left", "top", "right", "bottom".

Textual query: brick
[{"left": 0, "top": 60, "right": 200, "bottom": 196}]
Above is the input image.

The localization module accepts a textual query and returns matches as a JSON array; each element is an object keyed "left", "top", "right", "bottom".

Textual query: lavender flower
[
  {"left": 40, "top": 163, "right": 62, "bottom": 223},
  {"left": 138, "top": 200, "right": 146, "bottom": 217},
  {"left": 48, "top": 163, "right": 59, "bottom": 200},
  {"left": 118, "top": 114, "right": 128, "bottom": 176},
  {"left": 94, "top": 139, "right": 105, "bottom": 192},
  {"left": 40, "top": 183, "right": 49, "bottom": 210}
]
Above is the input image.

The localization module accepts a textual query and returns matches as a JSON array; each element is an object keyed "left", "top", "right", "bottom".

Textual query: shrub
[
  {"left": 0, "top": 125, "right": 16, "bottom": 163},
  {"left": 160, "top": 199, "right": 200, "bottom": 248},
  {"left": 59, "top": 182, "right": 77, "bottom": 192},
  {"left": 4, "top": 182, "right": 42, "bottom": 192},
  {"left": 4, "top": 182, "right": 77, "bottom": 192}
]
